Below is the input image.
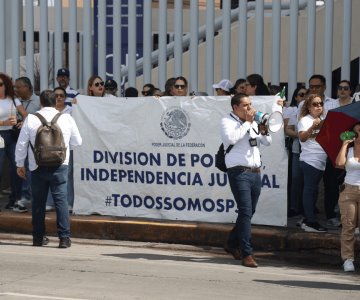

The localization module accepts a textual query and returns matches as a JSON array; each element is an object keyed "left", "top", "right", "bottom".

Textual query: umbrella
[{"left": 316, "top": 101, "right": 360, "bottom": 167}]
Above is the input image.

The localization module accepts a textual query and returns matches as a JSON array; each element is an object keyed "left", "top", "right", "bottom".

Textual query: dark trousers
[
  {"left": 31, "top": 165, "right": 70, "bottom": 239},
  {"left": 226, "top": 168, "right": 261, "bottom": 257}
]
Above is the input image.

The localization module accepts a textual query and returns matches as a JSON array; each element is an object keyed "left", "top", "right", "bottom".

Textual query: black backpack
[
  {"left": 215, "top": 143, "right": 234, "bottom": 172},
  {"left": 30, "top": 113, "right": 67, "bottom": 167}
]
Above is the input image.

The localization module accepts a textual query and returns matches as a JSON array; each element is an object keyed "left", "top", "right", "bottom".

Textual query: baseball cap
[
  {"left": 212, "top": 79, "right": 233, "bottom": 92},
  {"left": 57, "top": 68, "right": 70, "bottom": 77},
  {"left": 104, "top": 79, "right": 118, "bottom": 90}
]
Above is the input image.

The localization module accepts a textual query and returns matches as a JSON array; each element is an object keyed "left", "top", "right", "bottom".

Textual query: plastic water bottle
[{"left": 340, "top": 131, "right": 357, "bottom": 141}]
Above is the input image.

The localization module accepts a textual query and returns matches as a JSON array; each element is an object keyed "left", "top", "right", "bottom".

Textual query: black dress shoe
[
  {"left": 33, "top": 236, "right": 49, "bottom": 247},
  {"left": 59, "top": 237, "right": 71, "bottom": 248},
  {"left": 224, "top": 244, "right": 242, "bottom": 260}
]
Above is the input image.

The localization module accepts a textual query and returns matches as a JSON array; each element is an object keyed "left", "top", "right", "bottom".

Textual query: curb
[{"left": 0, "top": 211, "right": 349, "bottom": 254}]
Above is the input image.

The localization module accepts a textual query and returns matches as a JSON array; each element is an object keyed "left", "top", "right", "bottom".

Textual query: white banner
[{"left": 72, "top": 95, "right": 288, "bottom": 226}]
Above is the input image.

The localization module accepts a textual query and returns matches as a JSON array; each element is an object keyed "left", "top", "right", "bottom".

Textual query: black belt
[{"left": 227, "top": 165, "right": 261, "bottom": 173}]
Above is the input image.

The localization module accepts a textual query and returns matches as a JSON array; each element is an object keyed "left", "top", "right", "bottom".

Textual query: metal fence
[{"left": 0, "top": 0, "right": 357, "bottom": 98}]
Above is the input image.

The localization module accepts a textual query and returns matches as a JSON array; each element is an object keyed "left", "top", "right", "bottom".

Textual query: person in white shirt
[
  {"left": 220, "top": 93, "right": 272, "bottom": 268},
  {"left": 335, "top": 122, "right": 360, "bottom": 272},
  {"left": 298, "top": 94, "right": 327, "bottom": 233},
  {"left": 15, "top": 90, "right": 82, "bottom": 248},
  {"left": 46, "top": 87, "right": 73, "bottom": 212}
]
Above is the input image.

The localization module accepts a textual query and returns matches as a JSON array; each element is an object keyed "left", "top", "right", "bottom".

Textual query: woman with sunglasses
[
  {"left": 297, "top": 94, "right": 327, "bottom": 233},
  {"left": 170, "top": 76, "right": 188, "bottom": 96},
  {"left": 87, "top": 75, "right": 105, "bottom": 97},
  {"left": 337, "top": 80, "right": 353, "bottom": 106},
  {"left": 284, "top": 87, "right": 307, "bottom": 217},
  {"left": 0, "top": 73, "right": 28, "bottom": 211}
]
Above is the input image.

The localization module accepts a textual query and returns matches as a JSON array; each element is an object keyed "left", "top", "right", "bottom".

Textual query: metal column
[
  {"left": 25, "top": 0, "right": 34, "bottom": 84},
  {"left": 127, "top": 0, "right": 137, "bottom": 87},
  {"left": 69, "top": 0, "right": 77, "bottom": 88},
  {"left": 306, "top": 0, "right": 316, "bottom": 84},
  {"left": 287, "top": 0, "right": 299, "bottom": 100},
  {"left": 142, "top": 0, "right": 152, "bottom": 85},
  {"left": 189, "top": 0, "right": 199, "bottom": 93},
  {"left": 82, "top": 0, "right": 92, "bottom": 89},
  {"left": 271, "top": 0, "right": 281, "bottom": 85},
  {"left": 54, "top": 0, "right": 63, "bottom": 82},
  {"left": 205, "top": 0, "right": 215, "bottom": 95},
  {"left": 11, "top": 0, "right": 20, "bottom": 80},
  {"left": 39, "top": 1, "right": 48, "bottom": 91},
  {"left": 254, "top": 0, "right": 264, "bottom": 75},
  {"left": 174, "top": 0, "right": 183, "bottom": 77},
  {"left": 98, "top": 0, "right": 106, "bottom": 81},
  {"left": 237, "top": 0, "right": 247, "bottom": 79},
  {"left": 341, "top": 0, "right": 352, "bottom": 80},
  {"left": 158, "top": 0, "right": 167, "bottom": 90},
  {"left": 221, "top": 0, "right": 231, "bottom": 80},
  {"left": 323, "top": 0, "right": 334, "bottom": 95}
]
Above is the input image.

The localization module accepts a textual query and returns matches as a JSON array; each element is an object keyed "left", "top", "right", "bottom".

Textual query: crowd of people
[{"left": 0, "top": 68, "right": 359, "bottom": 271}]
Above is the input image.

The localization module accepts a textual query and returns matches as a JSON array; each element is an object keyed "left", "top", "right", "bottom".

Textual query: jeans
[
  {"left": 31, "top": 165, "right": 70, "bottom": 239},
  {"left": 339, "top": 184, "right": 360, "bottom": 261},
  {"left": 323, "top": 159, "right": 346, "bottom": 220},
  {"left": 46, "top": 151, "right": 74, "bottom": 208},
  {"left": 227, "top": 167, "right": 261, "bottom": 257},
  {"left": 300, "top": 161, "right": 324, "bottom": 223},
  {"left": 289, "top": 153, "right": 303, "bottom": 212},
  {"left": 0, "top": 130, "right": 22, "bottom": 204}
]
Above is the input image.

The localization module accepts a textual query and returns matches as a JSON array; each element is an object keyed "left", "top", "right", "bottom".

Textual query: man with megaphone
[{"left": 220, "top": 93, "right": 273, "bottom": 268}]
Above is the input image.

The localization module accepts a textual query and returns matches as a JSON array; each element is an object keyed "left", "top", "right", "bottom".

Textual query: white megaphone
[{"left": 254, "top": 111, "right": 283, "bottom": 133}]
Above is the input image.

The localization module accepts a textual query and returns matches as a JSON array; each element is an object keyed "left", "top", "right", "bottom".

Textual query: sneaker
[
  {"left": 301, "top": 221, "right": 327, "bottom": 233},
  {"left": 13, "top": 204, "right": 28, "bottom": 213},
  {"left": 33, "top": 236, "right": 49, "bottom": 247},
  {"left": 18, "top": 198, "right": 31, "bottom": 208},
  {"left": 326, "top": 217, "right": 341, "bottom": 227},
  {"left": 59, "top": 237, "right": 71, "bottom": 248},
  {"left": 343, "top": 259, "right": 355, "bottom": 272}
]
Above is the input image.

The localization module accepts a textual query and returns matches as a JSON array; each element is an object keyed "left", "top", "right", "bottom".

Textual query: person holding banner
[
  {"left": 87, "top": 75, "right": 105, "bottom": 97},
  {"left": 220, "top": 93, "right": 272, "bottom": 268}
]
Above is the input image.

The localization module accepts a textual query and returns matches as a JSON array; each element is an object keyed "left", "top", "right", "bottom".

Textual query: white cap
[{"left": 212, "top": 79, "right": 234, "bottom": 92}]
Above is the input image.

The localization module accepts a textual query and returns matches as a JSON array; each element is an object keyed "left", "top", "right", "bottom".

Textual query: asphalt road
[{"left": 0, "top": 234, "right": 359, "bottom": 300}]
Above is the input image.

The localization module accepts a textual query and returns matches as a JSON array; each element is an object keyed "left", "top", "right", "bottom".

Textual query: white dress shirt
[
  {"left": 220, "top": 112, "right": 272, "bottom": 169},
  {"left": 15, "top": 107, "right": 82, "bottom": 171}
]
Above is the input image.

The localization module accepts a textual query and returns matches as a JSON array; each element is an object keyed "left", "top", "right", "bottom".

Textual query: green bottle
[
  {"left": 340, "top": 131, "right": 357, "bottom": 141},
  {"left": 279, "top": 86, "right": 286, "bottom": 100}
]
